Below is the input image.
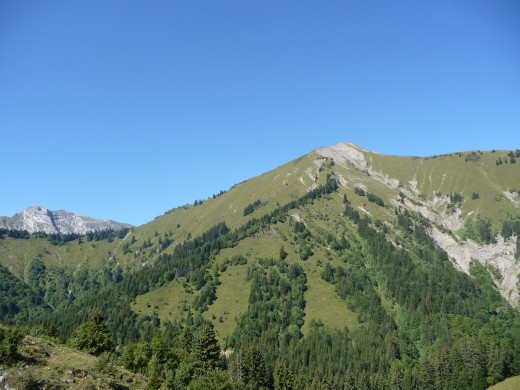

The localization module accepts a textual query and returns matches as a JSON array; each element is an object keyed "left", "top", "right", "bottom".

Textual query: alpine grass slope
[{"left": 1, "top": 142, "right": 520, "bottom": 389}]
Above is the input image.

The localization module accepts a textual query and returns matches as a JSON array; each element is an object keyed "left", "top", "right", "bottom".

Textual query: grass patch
[
  {"left": 132, "top": 277, "right": 196, "bottom": 322},
  {"left": 301, "top": 269, "right": 360, "bottom": 335},
  {"left": 0, "top": 235, "right": 122, "bottom": 279},
  {"left": 203, "top": 264, "right": 250, "bottom": 340},
  {"left": 489, "top": 376, "right": 520, "bottom": 390}
]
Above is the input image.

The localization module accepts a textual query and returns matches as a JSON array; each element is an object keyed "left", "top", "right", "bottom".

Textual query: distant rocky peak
[{"left": 0, "top": 205, "right": 133, "bottom": 234}]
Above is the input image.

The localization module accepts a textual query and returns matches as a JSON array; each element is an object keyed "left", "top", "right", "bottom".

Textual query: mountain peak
[
  {"left": 315, "top": 142, "right": 370, "bottom": 170},
  {"left": 0, "top": 205, "right": 133, "bottom": 234}
]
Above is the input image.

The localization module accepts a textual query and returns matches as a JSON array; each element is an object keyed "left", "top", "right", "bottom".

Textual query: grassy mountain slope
[
  {"left": 367, "top": 148, "right": 520, "bottom": 224},
  {"left": 125, "top": 140, "right": 520, "bottom": 341},
  {"left": 2, "top": 142, "right": 520, "bottom": 388},
  {"left": 0, "top": 234, "right": 125, "bottom": 279},
  {"left": 5, "top": 143, "right": 517, "bottom": 296},
  {"left": 2, "top": 142, "right": 519, "bottom": 319},
  {"left": 121, "top": 144, "right": 519, "bottom": 258},
  {"left": 0, "top": 334, "right": 146, "bottom": 389}
]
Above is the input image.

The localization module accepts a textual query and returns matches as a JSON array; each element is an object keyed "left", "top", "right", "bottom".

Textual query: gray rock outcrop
[{"left": 0, "top": 205, "right": 133, "bottom": 234}]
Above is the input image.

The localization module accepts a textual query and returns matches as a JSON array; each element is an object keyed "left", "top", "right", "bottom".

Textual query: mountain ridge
[{"left": 0, "top": 205, "right": 133, "bottom": 235}]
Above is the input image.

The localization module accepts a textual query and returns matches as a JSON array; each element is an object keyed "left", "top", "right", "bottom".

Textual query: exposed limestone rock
[
  {"left": 390, "top": 196, "right": 464, "bottom": 232},
  {"left": 504, "top": 191, "right": 520, "bottom": 209},
  {"left": 316, "top": 142, "right": 398, "bottom": 188},
  {"left": 316, "top": 142, "right": 368, "bottom": 170},
  {"left": 431, "top": 228, "right": 519, "bottom": 305},
  {"left": 0, "top": 205, "right": 133, "bottom": 234}
]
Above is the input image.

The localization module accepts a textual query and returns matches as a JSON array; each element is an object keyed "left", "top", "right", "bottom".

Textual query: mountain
[
  {"left": 126, "top": 142, "right": 520, "bottom": 304},
  {"left": 1, "top": 142, "right": 520, "bottom": 389},
  {"left": 0, "top": 205, "right": 133, "bottom": 234}
]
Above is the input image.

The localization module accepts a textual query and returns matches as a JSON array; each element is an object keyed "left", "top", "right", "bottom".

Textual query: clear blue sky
[{"left": 1, "top": 1, "right": 519, "bottom": 226}]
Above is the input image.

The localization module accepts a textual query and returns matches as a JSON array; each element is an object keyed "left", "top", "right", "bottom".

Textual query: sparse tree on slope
[{"left": 68, "top": 312, "right": 114, "bottom": 356}]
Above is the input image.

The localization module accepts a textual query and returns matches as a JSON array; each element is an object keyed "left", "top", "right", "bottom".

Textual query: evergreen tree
[
  {"left": 471, "top": 364, "right": 487, "bottom": 390},
  {"left": 487, "top": 340, "right": 504, "bottom": 385},
  {"left": 344, "top": 369, "right": 357, "bottom": 390},
  {"left": 229, "top": 351, "right": 246, "bottom": 388},
  {"left": 181, "top": 326, "right": 193, "bottom": 353},
  {"left": 274, "top": 362, "right": 294, "bottom": 390},
  {"left": 419, "top": 358, "right": 436, "bottom": 390},
  {"left": 245, "top": 346, "right": 269, "bottom": 389},
  {"left": 68, "top": 312, "right": 114, "bottom": 356},
  {"left": 401, "top": 368, "right": 418, "bottom": 390},
  {"left": 0, "top": 325, "right": 24, "bottom": 364},
  {"left": 194, "top": 325, "right": 221, "bottom": 372},
  {"left": 389, "top": 365, "right": 402, "bottom": 390},
  {"left": 146, "top": 355, "right": 162, "bottom": 390},
  {"left": 280, "top": 245, "right": 288, "bottom": 261},
  {"left": 357, "top": 371, "right": 370, "bottom": 390}
]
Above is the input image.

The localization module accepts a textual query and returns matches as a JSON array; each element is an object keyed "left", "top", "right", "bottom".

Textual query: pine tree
[
  {"left": 245, "top": 346, "right": 268, "bottom": 388},
  {"left": 344, "top": 369, "right": 357, "bottom": 390},
  {"left": 389, "top": 365, "right": 402, "bottom": 390},
  {"left": 293, "top": 376, "right": 305, "bottom": 390},
  {"left": 419, "top": 358, "right": 436, "bottom": 390},
  {"left": 280, "top": 246, "right": 288, "bottom": 261},
  {"left": 147, "top": 355, "right": 162, "bottom": 390},
  {"left": 357, "top": 371, "right": 370, "bottom": 390},
  {"left": 229, "top": 351, "right": 245, "bottom": 387},
  {"left": 471, "top": 364, "right": 487, "bottom": 390},
  {"left": 274, "top": 362, "right": 294, "bottom": 390},
  {"left": 180, "top": 326, "right": 193, "bottom": 353},
  {"left": 401, "top": 368, "right": 418, "bottom": 390},
  {"left": 0, "top": 325, "right": 24, "bottom": 364},
  {"left": 194, "top": 325, "right": 220, "bottom": 372},
  {"left": 487, "top": 340, "right": 504, "bottom": 385}
]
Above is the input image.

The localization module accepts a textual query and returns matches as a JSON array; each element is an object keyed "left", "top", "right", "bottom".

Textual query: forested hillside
[{"left": 1, "top": 143, "right": 520, "bottom": 389}]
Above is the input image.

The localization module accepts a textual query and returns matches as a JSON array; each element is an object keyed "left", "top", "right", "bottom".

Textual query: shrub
[
  {"left": 68, "top": 312, "right": 114, "bottom": 356},
  {"left": 0, "top": 325, "right": 24, "bottom": 364}
]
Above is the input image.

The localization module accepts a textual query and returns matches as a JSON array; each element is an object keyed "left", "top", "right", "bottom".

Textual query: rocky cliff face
[{"left": 0, "top": 205, "right": 133, "bottom": 234}]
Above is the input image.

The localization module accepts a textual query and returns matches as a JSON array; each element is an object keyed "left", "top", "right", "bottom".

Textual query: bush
[
  {"left": 95, "top": 352, "right": 117, "bottom": 376},
  {"left": 0, "top": 325, "right": 24, "bottom": 364},
  {"left": 354, "top": 187, "right": 365, "bottom": 196},
  {"left": 68, "top": 312, "right": 114, "bottom": 356}
]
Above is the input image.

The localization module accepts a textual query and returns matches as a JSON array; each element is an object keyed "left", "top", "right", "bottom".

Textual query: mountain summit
[{"left": 0, "top": 205, "right": 133, "bottom": 234}]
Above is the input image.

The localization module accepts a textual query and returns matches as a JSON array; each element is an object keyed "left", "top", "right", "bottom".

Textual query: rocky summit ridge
[{"left": 0, "top": 205, "right": 133, "bottom": 234}]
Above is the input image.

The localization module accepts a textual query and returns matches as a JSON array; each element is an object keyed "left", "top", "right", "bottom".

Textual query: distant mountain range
[{"left": 0, "top": 205, "right": 133, "bottom": 234}]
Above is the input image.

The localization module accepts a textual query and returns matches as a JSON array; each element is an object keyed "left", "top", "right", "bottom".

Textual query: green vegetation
[
  {"left": 68, "top": 312, "right": 114, "bottom": 355},
  {"left": 367, "top": 191, "right": 385, "bottom": 206},
  {"left": 243, "top": 199, "right": 263, "bottom": 216},
  {"left": 0, "top": 332, "right": 147, "bottom": 389},
  {"left": 354, "top": 186, "right": 365, "bottom": 196},
  {"left": 0, "top": 325, "right": 24, "bottom": 363},
  {"left": 1, "top": 145, "right": 520, "bottom": 388},
  {"left": 463, "top": 216, "right": 496, "bottom": 244}
]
